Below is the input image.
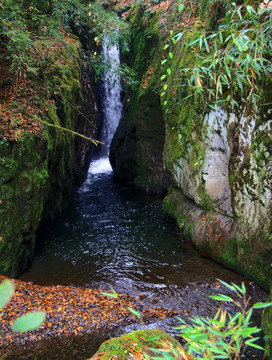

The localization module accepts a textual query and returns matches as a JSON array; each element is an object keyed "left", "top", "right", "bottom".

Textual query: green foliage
[
  {"left": 0, "top": 0, "right": 90, "bottom": 75},
  {"left": 11, "top": 311, "right": 46, "bottom": 332},
  {"left": 159, "top": 2, "right": 183, "bottom": 114},
  {"left": 88, "top": 1, "right": 131, "bottom": 53},
  {"left": 174, "top": 280, "right": 272, "bottom": 359},
  {"left": 88, "top": 53, "right": 139, "bottom": 89},
  {"left": 0, "top": 1, "right": 33, "bottom": 74},
  {"left": 101, "top": 281, "right": 271, "bottom": 359},
  {"left": 0, "top": 279, "right": 14, "bottom": 309},
  {"left": 0, "top": 279, "right": 46, "bottom": 332},
  {"left": 161, "top": 0, "right": 272, "bottom": 113},
  {"left": 87, "top": 1, "right": 138, "bottom": 89},
  {"left": 51, "top": 0, "right": 90, "bottom": 31},
  {"left": 0, "top": 0, "right": 136, "bottom": 98}
]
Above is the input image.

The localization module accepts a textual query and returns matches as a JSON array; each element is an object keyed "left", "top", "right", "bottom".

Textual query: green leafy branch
[
  {"left": 160, "top": 0, "right": 272, "bottom": 113},
  {"left": 88, "top": 1, "right": 131, "bottom": 53},
  {"left": 182, "top": 2, "right": 272, "bottom": 111},
  {"left": 159, "top": 0, "right": 184, "bottom": 113},
  {"left": 175, "top": 280, "right": 272, "bottom": 359},
  {"left": 87, "top": 52, "right": 139, "bottom": 89}
]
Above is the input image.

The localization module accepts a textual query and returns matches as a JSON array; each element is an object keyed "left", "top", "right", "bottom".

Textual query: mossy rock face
[
  {"left": 110, "top": 92, "right": 171, "bottom": 193},
  {"left": 0, "top": 137, "right": 49, "bottom": 276},
  {"left": 89, "top": 329, "right": 187, "bottom": 360},
  {"left": 0, "top": 36, "right": 97, "bottom": 277},
  {"left": 163, "top": 186, "right": 272, "bottom": 290},
  {"left": 112, "top": 1, "right": 272, "bottom": 290}
]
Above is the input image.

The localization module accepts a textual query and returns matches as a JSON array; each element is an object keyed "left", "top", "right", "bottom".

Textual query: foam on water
[{"left": 89, "top": 157, "right": 113, "bottom": 174}]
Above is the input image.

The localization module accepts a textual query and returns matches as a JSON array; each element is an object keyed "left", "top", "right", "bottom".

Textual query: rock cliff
[
  {"left": 0, "top": 35, "right": 98, "bottom": 277},
  {"left": 110, "top": 1, "right": 272, "bottom": 290}
]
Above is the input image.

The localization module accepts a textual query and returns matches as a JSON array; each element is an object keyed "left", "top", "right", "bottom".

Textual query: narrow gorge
[{"left": 0, "top": 0, "right": 272, "bottom": 359}]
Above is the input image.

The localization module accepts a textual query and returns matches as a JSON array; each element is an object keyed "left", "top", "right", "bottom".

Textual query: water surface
[{"left": 19, "top": 158, "right": 268, "bottom": 359}]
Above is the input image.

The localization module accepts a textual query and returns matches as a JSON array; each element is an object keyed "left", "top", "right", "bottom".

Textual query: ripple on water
[{"left": 17, "top": 158, "right": 269, "bottom": 360}]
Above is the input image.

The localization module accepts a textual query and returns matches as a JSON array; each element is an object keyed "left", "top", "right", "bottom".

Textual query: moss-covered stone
[
  {"left": 0, "top": 35, "right": 98, "bottom": 277},
  {"left": 90, "top": 329, "right": 186, "bottom": 360}
]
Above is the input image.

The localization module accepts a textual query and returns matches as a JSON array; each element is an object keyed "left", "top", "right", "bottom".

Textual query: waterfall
[{"left": 100, "top": 37, "right": 122, "bottom": 155}]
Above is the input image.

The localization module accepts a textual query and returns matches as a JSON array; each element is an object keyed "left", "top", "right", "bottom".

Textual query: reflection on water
[
  {"left": 18, "top": 157, "right": 268, "bottom": 360},
  {"left": 22, "top": 159, "right": 243, "bottom": 293}
]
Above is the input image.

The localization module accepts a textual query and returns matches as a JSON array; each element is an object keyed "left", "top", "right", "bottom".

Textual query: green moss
[
  {"left": 0, "top": 34, "right": 92, "bottom": 277},
  {"left": 94, "top": 329, "right": 182, "bottom": 360},
  {"left": 197, "top": 182, "right": 214, "bottom": 210},
  {"left": 229, "top": 174, "right": 236, "bottom": 186},
  {"left": 162, "top": 186, "right": 182, "bottom": 219}
]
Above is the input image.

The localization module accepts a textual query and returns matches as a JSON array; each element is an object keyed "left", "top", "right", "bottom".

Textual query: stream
[
  {"left": 8, "top": 39, "right": 269, "bottom": 359},
  {"left": 17, "top": 156, "right": 268, "bottom": 360}
]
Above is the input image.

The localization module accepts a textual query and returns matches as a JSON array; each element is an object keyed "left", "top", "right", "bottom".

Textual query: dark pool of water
[
  {"left": 14, "top": 158, "right": 268, "bottom": 359},
  {"left": 20, "top": 158, "right": 250, "bottom": 293}
]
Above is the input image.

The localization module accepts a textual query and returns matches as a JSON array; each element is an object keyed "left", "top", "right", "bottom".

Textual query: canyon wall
[
  {"left": 0, "top": 36, "right": 98, "bottom": 277},
  {"left": 110, "top": 1, "right": 272, "bottom": 290}
]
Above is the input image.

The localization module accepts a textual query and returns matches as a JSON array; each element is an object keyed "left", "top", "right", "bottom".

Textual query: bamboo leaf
[
  {"left": 245, "top": 341, "right": 264, "bottom": 350},
  {"left": 0, "top": 280, "right": 14, "bottom": 309},
  {"left": 12, "top": 311, "right": 46, "bottom": 332},
  {"left": 179, "top": 3, "right": 184, "bottom": 12},
  {"left": 188, "top": 38, "right": 200, "bottom": 47},
  {"left": 173, "top": 32, "right": 183, "bottom": 42},
  {"left": 204, "top": 38, "right": 209, "bottom": 53},
  {"left": 126, "top": 307, "right": 141, "bottom": 318},
  {"left": 199, "top": 35, "right": 203, "bottom": 49},
  {"left": 244, "top": 309, "right": 253, "bottom": 325},
  {"left": 209, "top": 295, "right": 233, "bottom": 302},
  {"left": 101, "top": 292, "right": 118, "bottom": 298},
  {"left": 232, "top": 283, "right": 244, "bottom": 293},
  {"left": 253, "top": 302, "right": 272, "bottom": 309}
]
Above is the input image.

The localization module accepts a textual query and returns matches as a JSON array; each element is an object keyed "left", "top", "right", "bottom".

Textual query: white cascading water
[
  {"left": 100, "top": 36, "right": 122, "bottom": 156},
  {"left": 88, "top": 37, "right": 123, "bottom": 175}
]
